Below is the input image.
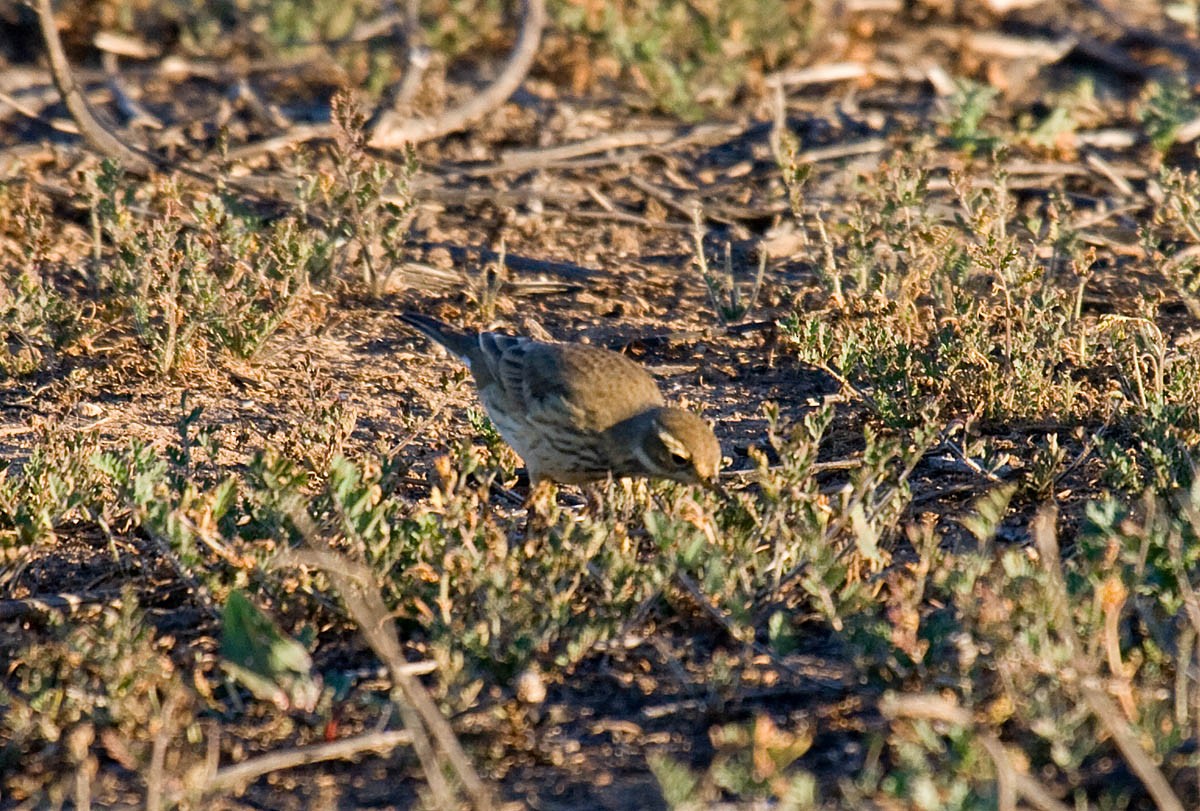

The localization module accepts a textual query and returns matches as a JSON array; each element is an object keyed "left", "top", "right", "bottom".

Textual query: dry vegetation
[{"left": 4, "top": 0, "right": 1200, "bottom": 808}]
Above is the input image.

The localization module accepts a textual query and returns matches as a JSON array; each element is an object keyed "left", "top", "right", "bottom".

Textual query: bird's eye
[{"left": 669, "top": 452, "right": 690, "bottom": 468}]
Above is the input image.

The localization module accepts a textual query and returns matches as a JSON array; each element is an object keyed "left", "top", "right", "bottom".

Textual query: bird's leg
[
  {"left": 582, "top": 482, "right": 606, "bottom": 520},
  {"left": 523, "top": 477, "right": 557, "bottom": 538},
  {"left": 581, "top": 474, "right": 621, "bottom": 521},
  {"left": 525, "top": 478, "right": 557, "bottom": 514}
]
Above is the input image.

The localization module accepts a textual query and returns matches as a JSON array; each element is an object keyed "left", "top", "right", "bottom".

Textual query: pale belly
[{"left": 483, "top": 400, "right": 609, "bottom": 484}]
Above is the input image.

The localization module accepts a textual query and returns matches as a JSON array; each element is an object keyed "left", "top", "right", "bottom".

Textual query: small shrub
[{"left": 0, "top": 593, "right": 202, "bottom": 805}]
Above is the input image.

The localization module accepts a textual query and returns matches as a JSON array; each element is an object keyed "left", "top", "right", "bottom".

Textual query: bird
[{"left": 398, "top": 312, "right": 722, "bottom": 497}]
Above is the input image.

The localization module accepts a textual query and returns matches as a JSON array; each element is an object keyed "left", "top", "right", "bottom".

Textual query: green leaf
[
  {"left": 960, "top": 483, "right": 1018, "bottom": 545},
  {"left": 220, "top": 589, "right": 321, "bottom": 712}
]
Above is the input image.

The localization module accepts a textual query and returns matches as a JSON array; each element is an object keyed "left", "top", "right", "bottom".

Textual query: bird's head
[{"left": 631, "top": 407, "right": 723, "bottom": 491}]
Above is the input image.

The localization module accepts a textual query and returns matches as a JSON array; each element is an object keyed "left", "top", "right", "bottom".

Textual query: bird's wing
[
  {"left": 518, "top": 343, "right": 664, "bottom": 432},
  {"left": 473, "top": 331, "right": 533, "bottom": 393}
]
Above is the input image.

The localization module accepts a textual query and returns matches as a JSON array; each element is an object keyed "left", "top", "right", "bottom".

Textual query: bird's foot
[{"left": 522, "top": 479, "right": 558, "bottom": 540}]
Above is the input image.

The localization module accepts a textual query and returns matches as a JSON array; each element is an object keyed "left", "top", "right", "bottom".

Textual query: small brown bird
[{"left": 399, "top": 313, "right": 722, "bottom": 493}]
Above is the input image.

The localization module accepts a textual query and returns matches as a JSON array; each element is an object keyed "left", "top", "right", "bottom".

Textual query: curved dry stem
[
  {"left": 374, "top": 0, "right": 429, "bottom": 115},
  {"left": 881, "top": 692, "right": 1071, "bottom": 811},
  {"left": 1033, "top": 505, "right": 1185, "bottom": 811},
  {"left": 227, "top": 0, "right": 545, "bottom": 161},
  {"left": 367, "top": 0, "right": 545, "bottom": 149},
  {"left": 277, "top": 538, "right": 495, "bottom": 811},
  {"left": 101, "top": 51, "right": 162, "bottom": 130},
  {"left": 33, "top": 0, "right": 156, "bottom": 174},
  {"left": 201, "top": 730, "right": 414, "bottom": 795}
]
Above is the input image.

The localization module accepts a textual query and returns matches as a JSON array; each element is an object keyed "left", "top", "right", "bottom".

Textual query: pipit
[{"left": 399, "top": 313, "right": 722, "bottom": 496}]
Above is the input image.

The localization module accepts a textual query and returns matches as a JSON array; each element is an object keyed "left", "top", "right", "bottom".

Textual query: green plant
[
  {"left": 0, "top": 592, "right": 202, "bottom": 806},
  {"left": 191, "top": 194, "right": 319, "bottom": 359},
  {"left": 85, "top": 161, "right": 317, "bottom": 375},
  {"left": 1023, "top": 434, "right": 1068, "bottom": 499},
  {"left": 0, "top": 269, "right": 84, "bottom": 377},
  {"left": 782, "top": 161, "right": 1091, "bottom": 427},
  {"left": 1018, "top": 77, "right": 1098, "bottom": 155},
  {"left": 940, "top": 79, "right": 1000, "bottom": 155},
  {"left": 320, "top": 92, "right": 419, "bottom": 297},
  {"left": 92, "top": 404, "right": 245, "bottom": 593},
  {"left": 382, "top": 442, "right": 669, "bottom": 700},
  {"left": 650, "top": 715, "right": 817, "bottom": 810},
  {"left": 472, "top": 241, "right": 508, "bottom": 323},
  {"left": 690, "top": 207, "right": 767, "bottom": 324},
  {"left": 554, "top": 0, "right": 825, "bottom": 118},
  {"left": 0, "top": 427, "right": 106, "bottom": 548},
  {"left": 221, "top": 589, "right": 322, "bottom": 712},
  {"left": 1138, "top": 77, "right": 1198, "bottom": 156},
  {"left": 1094, "top": 312, "right": 1200, "bottom": 494},
  {"left": 1149, "top": 164, "right": 1200, "bottom": 320},
  {"left": 279, "top": 364, "right": 360, "bottom": 473},
  {"left": 0, "top": 184, "right": 86, "bottom": 376}
]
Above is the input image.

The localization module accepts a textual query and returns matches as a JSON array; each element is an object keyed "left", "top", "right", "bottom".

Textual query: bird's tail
[{"left": 398, "top": 312, "right": 479, "bottom": 360}]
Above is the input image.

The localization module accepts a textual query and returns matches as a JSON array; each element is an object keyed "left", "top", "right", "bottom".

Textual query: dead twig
[
  {"left": 100, "top": 50, "right": 161, "bottom": 130},
  {"left": 792, "top": 138, "right": 890, "bottom": 165},
  {"left": 282, "top": 542, "right": 460, "bottom": 807},
  {"left": 223, "top": 122, "right": 335, "bottom": 162},
  {"left": 501, "top": 128, "right": 682, "bottom": 171},
  {"left": 1084, "top": 153, "right": 1135, "bottom": 196},
  {"left": 368, "top": 0, "right": 430, "bottom": 122},
  {"left": 0, "top": 87, "right": 80, "bottom": 133},
  {"left": 416, "top": 242, "right": 602, "bottom": 283},
  {"left": 200, "top": 730, "right": 415, "bottom": 794},
  {"left": 0, "top": 590, "right": 123, "bottom": 620},
  {"left": 1032, "top": 505, "right": 1185, "bottom": 811},
  {"left": 880, "top": 692, "right": 1076, "bottom": 811},
  {"left": 391, "top": 261, "right": 581, "bottom": 296},
  {"left": 205, "top": 0, "right": 544, "bottom": 160},
  {"left": 498, "top": 126, "right": 708, "bottom": 173},
  {"left": 277, "top": 520, "right": 495, "bottom": 811},
  {"left": 568, "top": 207, "right": 693, "bottom": 232},
  {"left": 145, "top": 692, "right": 178, "bottom": 811},
  {"left": 33, "top": 0, "right": 156, "bottom": 174},
  {"left": 766, "top": 61, "right": 871, "bottom": 89},
  {"left": 629, "top": 174, "right": 706, "bottom": 222},
  {"left": 229, "top": 78, "right": 292, "bottom": 130},
  {"left": 369, "top": 0, "right": 544, "bottom": 149},
  {"left": 1167, "top": 506, "right": 1200, "bottom": 644}
]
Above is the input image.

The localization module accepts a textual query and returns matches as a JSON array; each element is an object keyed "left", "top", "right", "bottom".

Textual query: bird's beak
[{"left": 701, "top": 476, "right": 728, "bottom": 498}]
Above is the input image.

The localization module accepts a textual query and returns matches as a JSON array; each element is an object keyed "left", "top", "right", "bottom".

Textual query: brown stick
[
  {"left": 202, "top": 730, "right": 415, "bottom": 793},
  {"left": 228, "top": 0, "right": 545, "bottom": 159},
  {"left": 278, "top": 537, "right": 495, "bottom": 811},
  {"left": 33, "top": 0, "right": 156, "bottom": 174},
  {"left": 368, "top": 0, "right": 545, "bottom": 149},
  {"left": 495, "top": 127, "right": 691, "bottom": 173},
  {"left": 371, "top": 0, "right": 429, "bottom": 116},
  {"left": 1033, "top": 506, "right": 1185, "bottom": 811}
]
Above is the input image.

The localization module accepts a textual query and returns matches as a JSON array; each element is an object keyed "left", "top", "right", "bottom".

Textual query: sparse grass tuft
[
  {"left": 0, "top": 593, "right": 203, "bottom": 807},
  {"left": 782, "top": 158, "right": 1102, "bottom": 428},
  {"left": 553, "top": 0, "right": 827, "bottom": 117},
  {"left": 941, "top": 79, "right": 1001, "bottom": 155},
  {"left": 690, "top": 207, "right": 767, "bottom": 325},
  {"left": 0, "top": 184, "right": 86, "bottom": 377},
  {"left": 0, "top": 426, "right": 106, "bottom": 547},
  {"left": 1138, "top": 76, "right": 1199, "bottom": 156},
  {"left": 321, "top": 91, "right": 420, "bottom": 297},
  {"left": 84, "top": 160, "right": 319, "bottom": 376}
]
